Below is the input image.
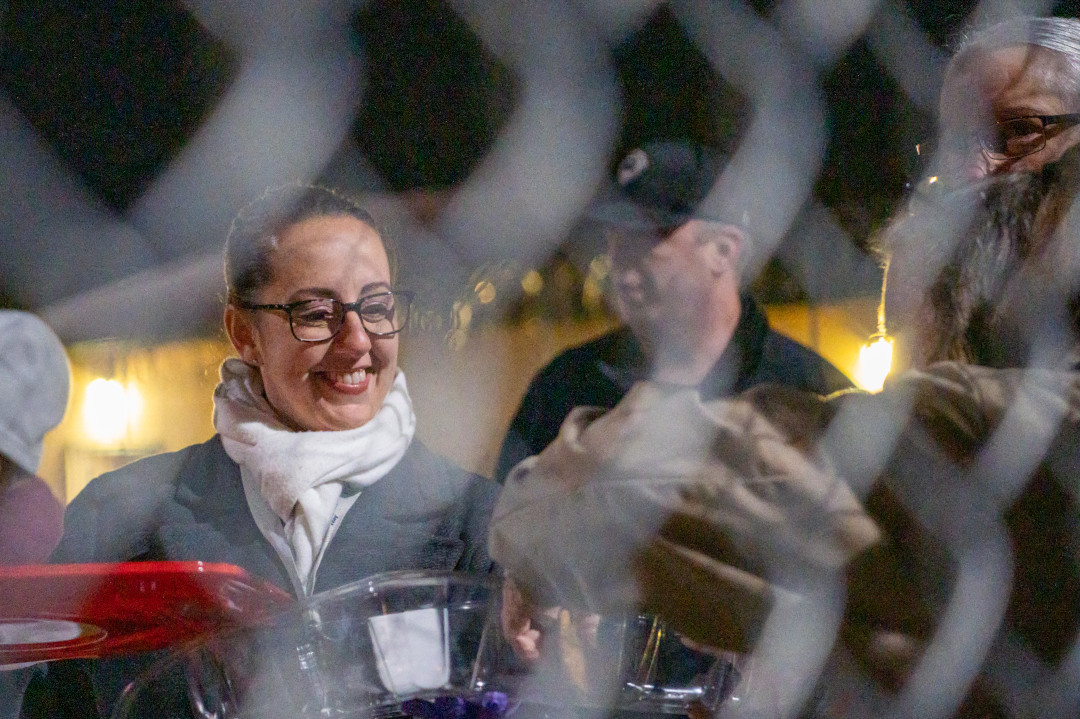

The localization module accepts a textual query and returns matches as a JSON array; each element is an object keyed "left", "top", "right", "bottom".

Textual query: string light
[
  {"left": 81, "top": 378, "right": 144, "bottom": 446},
  {"left": 853, "top": 259, "right": 894, "bottom": 392},
  {"left": 521, "top": 270, "right": 543, "bottom": 295}
]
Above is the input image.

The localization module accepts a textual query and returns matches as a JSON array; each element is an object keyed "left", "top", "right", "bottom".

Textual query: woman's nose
[{"left": 333, "top": 310, "right": 373, "bottom": 352}]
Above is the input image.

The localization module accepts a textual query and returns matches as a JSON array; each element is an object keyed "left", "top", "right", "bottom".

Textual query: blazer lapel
[{"left": 156, "top": 437, "right": 294, "bottom": 595}]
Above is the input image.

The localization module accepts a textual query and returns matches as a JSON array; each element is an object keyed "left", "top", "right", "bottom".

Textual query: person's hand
[
  {"left": 686, "top": 700, "right": 713, "bottom": 719},
  {"left": 501, "top": 578, "right": 559, "bottom": 662}
]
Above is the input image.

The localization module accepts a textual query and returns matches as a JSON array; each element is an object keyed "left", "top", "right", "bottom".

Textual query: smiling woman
[
  {"left": 22, "top": 184, "right": 501, "bottom": 719},
  {"left": 224, "top": 208, "right": 402, "bottom": 432}
]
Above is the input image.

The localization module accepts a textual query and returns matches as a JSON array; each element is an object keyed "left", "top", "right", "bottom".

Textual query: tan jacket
[{"left": 489, "top": 361, "right": 1080, "bottom": 714}]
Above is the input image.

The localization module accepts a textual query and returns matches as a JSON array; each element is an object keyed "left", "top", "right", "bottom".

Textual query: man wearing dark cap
[{"left": 494, "top": 140, "right": 850, "bottom": 483}]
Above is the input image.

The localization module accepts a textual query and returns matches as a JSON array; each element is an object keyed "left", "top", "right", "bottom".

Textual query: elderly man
[
  {"left": 933, "top": 16, "right": 1080, "bottom": 186},
  {"left": 491, "top": 138, "right": 1080, "bottom": 718},
  {"left": 494, "top": 139, "right": 850, "bottom": 483}
]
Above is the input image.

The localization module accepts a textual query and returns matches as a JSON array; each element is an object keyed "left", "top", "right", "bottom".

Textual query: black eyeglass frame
[
  {"left": 977, "top": 112, "right": 1080, "bottom": 160},
  {"left": 235, "top": 290, "right": 414, "bottom": 342},
  {"left": 907, "top": 112, "right": 1080, "bottom": 201}
]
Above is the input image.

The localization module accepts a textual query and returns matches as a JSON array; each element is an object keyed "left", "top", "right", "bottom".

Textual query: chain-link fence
[{"left": 4, "top": 1, "right": 1080, "bottom": 717}]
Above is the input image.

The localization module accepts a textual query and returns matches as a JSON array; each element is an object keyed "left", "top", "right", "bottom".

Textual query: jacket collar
[{"left": 598, "top": 295, "right": 767, "bottom": 399}]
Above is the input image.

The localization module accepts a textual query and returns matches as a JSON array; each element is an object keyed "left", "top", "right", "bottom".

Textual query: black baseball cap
[{"left": 587, "top": 140, "right": 731, "bottom": 230}]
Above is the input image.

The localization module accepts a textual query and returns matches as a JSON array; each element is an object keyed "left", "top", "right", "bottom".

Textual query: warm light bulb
[
  {"left": 475, "top": 281, "right": 496, "bottom": 304},
  {"left": 853, "top": 335, "right": 894, "bottom": 392},
  {"left": 453, "top": 301, "right": 473, "bottom": 329},
  {"left": 521, "top": 270, "right": 543, "bottom": 296},
  {"left": 82, "top": 378, "right": 143, "bottom": 446}
]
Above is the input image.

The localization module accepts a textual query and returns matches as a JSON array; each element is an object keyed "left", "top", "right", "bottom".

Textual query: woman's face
[{"left": 226, "top": 214, "right": 399, "bottom": 431}]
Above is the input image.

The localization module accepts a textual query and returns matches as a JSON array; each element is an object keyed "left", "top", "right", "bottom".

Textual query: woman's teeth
[{"left": 329, "top": 369, "right": 366, "bottom": 386}]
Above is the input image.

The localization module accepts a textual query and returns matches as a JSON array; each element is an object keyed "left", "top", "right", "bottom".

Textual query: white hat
[{"left": 0, "top": 311, "right": 70, "bottom": 474}]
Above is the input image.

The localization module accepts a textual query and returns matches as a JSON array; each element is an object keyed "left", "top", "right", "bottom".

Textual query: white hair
[{"left": 952, "top": 17, "right": 1080, "bottom": 102}]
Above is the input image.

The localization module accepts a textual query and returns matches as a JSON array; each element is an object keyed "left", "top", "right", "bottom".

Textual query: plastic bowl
[
  {"left": 112, "top": 572, "right": 743, "bottom": 719},
  {"left": 113, "top": 570, "right": 506, "bottom": 719}
]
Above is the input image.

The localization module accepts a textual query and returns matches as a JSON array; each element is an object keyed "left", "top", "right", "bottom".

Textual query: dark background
[{"left": 4, "top": 0, "right": 1080, "bottom": 334}]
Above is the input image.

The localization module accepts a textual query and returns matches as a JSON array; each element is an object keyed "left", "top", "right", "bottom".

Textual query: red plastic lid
[{"left": 0, "top": 562, "right": 294, "bottom": 663}]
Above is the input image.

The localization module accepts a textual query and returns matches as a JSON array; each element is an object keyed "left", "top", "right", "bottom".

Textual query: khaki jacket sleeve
[{"left": 488, "top": 381, "right": 881, "bottom": 652}]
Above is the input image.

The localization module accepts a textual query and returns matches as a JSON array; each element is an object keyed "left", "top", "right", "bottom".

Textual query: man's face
[
  {"left": 937, "top": 45, "right": 1080, "bottom": 184},
  {"left": 606, "top": 220, "right": 725, "bottom": 346}
]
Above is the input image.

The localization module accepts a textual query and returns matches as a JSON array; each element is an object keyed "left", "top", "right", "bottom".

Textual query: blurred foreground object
[
  {"left": 112, "top": 570, "right": 744, "bottom": 719},
  {"left": 491, "top": 142, "right": 1080, "bottom": 718},
  {"left": 0, "top": 561, "right": 292, "bottom": 664},
  {"left": 113, "top": 571, "right": 501, "bottom": 719},
  {"left": 0, "top": 310, "right": 70, "bottom": 566}
]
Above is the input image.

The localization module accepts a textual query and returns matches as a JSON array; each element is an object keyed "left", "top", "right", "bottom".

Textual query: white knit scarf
[{"left": 213, "top": 358, "right": 416, "bottom": 591}]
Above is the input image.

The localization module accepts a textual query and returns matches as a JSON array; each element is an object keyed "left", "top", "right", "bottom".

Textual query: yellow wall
[
  {"left": 764, "top": 297, "right": 879, "bottom": 384},
  {"left": 38, "top": 298, "right": 879, "bottom": 503},
  {"left": 41, "top": 339, "right": 226, "bottom": 502}
]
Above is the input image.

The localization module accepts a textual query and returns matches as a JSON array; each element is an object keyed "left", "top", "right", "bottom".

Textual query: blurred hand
[
  {"left": 501, "top": 578, "right": 559, "bottom": 662},
  {"left": 686, "top": 700, "right": 713, "bottom": 719}
]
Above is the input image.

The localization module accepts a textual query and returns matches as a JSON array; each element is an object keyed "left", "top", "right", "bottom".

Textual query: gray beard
[{"left": 895, "top": 151, "right": 1080, "bottom": 367}]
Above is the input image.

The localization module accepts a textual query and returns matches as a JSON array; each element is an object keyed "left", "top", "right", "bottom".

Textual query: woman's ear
[{"left": 224, "top": 304, "right": 262, "bottom": 366}]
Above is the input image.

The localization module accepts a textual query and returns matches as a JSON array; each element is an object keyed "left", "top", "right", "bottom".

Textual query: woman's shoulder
[
  {"left": 61, "top": 437, "right": 233, "bottom": 539},
  {"left": 71, "top": 436, "right": 227, "bottom": 503},
  {"left": 55, "top": 437, "right": 231, "bottom": 563},
  {"left": 389, "top": 439, "right": 500, "bottom": 512}
]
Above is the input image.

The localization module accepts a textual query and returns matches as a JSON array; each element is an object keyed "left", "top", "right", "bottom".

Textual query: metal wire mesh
[{"left": 4, "top": 1, "right": 1080, "bottom": 718}]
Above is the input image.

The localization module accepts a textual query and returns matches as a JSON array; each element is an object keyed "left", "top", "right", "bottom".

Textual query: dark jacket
[
  {"left": 22, "top": 435, "right": 499, "bottom": 719},
  {"left": 495, "top": 296, "right": 852, "bottom": 482},
  {"left": 51, "top": 435, "right": 498, "bottom": 588}
]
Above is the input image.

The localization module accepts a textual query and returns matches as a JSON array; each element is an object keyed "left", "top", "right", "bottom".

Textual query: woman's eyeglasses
[{"left": 237, "top": 290, "right": 414, "bottom": 342}]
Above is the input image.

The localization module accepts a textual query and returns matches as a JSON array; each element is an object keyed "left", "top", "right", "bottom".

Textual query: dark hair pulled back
[{"left": 224, "top": 183, "right": 393, "bottom": 304}]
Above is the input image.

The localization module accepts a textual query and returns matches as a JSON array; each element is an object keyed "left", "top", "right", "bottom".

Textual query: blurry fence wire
[{"left": 3, "top": 0, "right": 1080, "bottom": 717}]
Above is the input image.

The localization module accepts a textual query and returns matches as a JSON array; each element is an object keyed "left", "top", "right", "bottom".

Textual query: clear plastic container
[
  {"left": 112, "top": 571, "right": 745, "bottom": 719},
  {"left": 112, "top": 570, "right": 506, "bottom": 719}
]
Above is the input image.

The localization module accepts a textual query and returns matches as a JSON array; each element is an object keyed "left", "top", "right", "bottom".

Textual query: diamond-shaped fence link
[{"left": 3, "top": 1, "right": 1080, "bottom": 717}]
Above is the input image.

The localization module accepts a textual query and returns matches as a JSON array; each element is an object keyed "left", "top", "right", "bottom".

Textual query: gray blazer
[
  {"left": 18, "top": 436, "right": 499, "bottom": 719},
  {"left": 52, "top": 434, "right": 499, "bottom": 590}
]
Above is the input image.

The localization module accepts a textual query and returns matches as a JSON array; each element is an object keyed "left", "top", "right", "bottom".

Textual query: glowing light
[
  {"left": 474, "top": 281, "right": 496, "bottom": 304},
  {"left": 521, "top": 270, "right": 543, "bottom": 295},
  {"left": 588, "top": 255, "right": 611, "bottom": 279},
  {"left": 582, "top": 277, "right": 604, "bottom": 309},
  {"left": 853, "top": 334, "right": 894, "bottom": 392},
  {"left": 453, "top": 301, "right": 473, "bottom": 329},
  {"left": 81, "top": 378, "right": 144, "bottom": 445}
]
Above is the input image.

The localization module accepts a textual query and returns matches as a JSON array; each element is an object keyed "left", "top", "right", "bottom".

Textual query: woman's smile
[{"left": 316, "top": 367, "right": 371, "bottom": 395}]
